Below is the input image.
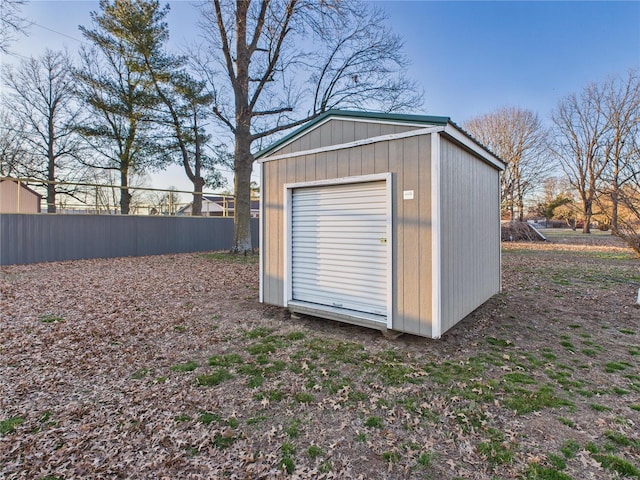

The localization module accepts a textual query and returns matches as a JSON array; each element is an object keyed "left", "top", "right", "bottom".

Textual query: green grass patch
[
  {"left": 364, "top": 416, "right": 383, "bottom": 428},
  {"left": 195, "top": 369, "right": 233, "bottom": 386},
  {"left": 589, "top": 403, "right": 611, "bottom": 412},
  {"left": 503, "top": 372, "right": 537, "bottom": 384},
  {"left": 212, "top": 433, "right": 236, "bottom": 449},
  {"left": 592, "top": 453, "right": 640, "bottom": 478},
  {"left": 294, "top": 392, "right": 314, "bottom": 403},
  {"left": 416, "top": 451, "right": 434, "bottom": 468},
  {"left": 477, "top": 428, "right": 514, "bottom": 465},
  {"left": 382, "top": 451, "right": 401, "bottom": 463},
  {"left": 486, "top": 337, "right": 513, "bottom": 348},
  {"left": 558, "top": 417, "right": 575, "bottom": 428},
  {"left": 604, "top": 430, "right": 640, "bottom": 448},
  {"left": 307, "top": 445, "right": 323, "bottom": 458},
  {"left": 0, "top": 416, "right": 24, "bottom": 434},
  {"left": 247, "top": 335, "right": 285, "bottom": 355},
  {"left": 503, "top": 385, "right": 573, "bottom": 415},
  {"left": 560, "top": 439, "right": 580, "bottom": 459},
  {"left": 547, "top": 453, "right": 567, "bottom": 470},
  {"left": 40, "top": 315, "right": 64, "bottom": 323},
  {"left": 605, "top": 362, "right": 629, "bottom": 373},
  {"left": 247, "top": 415, "right": 267, "bottom": 425},
  {"left": 245, "top": 327, "right": 274, "bottom": 339},
  {"left": 208, "top": 353, "right": 244, "bottom": 366},
  {"left": 525, "top": 464, "right": 572, "bottom": 480},
  {"left": 581, "top": 348, "right": 599, "bottom": 357},
  {"left": 198, "top": 412, "right": 222, "bottom": 425},
  {"left": 559, "top": 341, "right": 575, "bottom": 353},
  {"left": 170, "top": 360, "right": 199, "bottom": 372},
  {"left": 286, "top": 331, "right": 305, "bottom": 341},
  {"left": 619, "top": 329, "right": 636, "bottom": 335},
  {"left": 280, "top": 441, "right": 296, "bottom": 473},
  {"left": 174, "top": 415, "right": 191, "bottom": 423},
  {"left": 305, "top": 338, "right": 369, "bottom": 364},
  {"left": 285, "top": 420, "right": 301, "bottom": 438}
]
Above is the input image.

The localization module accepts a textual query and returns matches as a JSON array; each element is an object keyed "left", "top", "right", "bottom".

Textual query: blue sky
[{"left": 2, "top": 0, "right": 639, "bottom": 192}]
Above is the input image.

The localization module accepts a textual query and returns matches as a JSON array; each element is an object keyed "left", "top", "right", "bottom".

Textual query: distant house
[
  {"left": 179, "top": 194, "right": 260, "bottom": 217},
  {"left": 0, "top": 178, "right": 42, "bottom": 213}
]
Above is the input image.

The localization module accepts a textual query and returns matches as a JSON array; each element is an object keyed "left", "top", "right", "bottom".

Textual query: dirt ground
[{"left": 1, "top": 230, "right": 638, "bottom": 479}]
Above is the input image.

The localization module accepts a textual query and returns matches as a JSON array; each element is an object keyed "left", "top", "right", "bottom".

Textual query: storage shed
[
  {"left": 0, "top": 178, "right": 42, "bottom": 213},
  {"left": 257, "top": 110, "right": 505, "bottom": 339}
]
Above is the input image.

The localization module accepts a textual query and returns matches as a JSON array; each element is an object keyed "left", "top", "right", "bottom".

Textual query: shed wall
[
  {"left": 439, "top": 137, "right": 501, "bottom": 334},
  {"left": 268, "top": 119, "right": 421, "bottom": 157},
  {"left": 0, "top": 181, "right": 40, "bottom": 213},
  {"left": 262, "top": 131, "right": 434, "bottom": 337}
]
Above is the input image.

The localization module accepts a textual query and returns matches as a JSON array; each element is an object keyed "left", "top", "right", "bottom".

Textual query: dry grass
[{"left": 1, "top": 230, "right": 639, "bottom": 479}]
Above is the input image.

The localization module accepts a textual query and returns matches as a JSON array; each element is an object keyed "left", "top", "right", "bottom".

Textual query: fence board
[{"left": 0, "top": 215, "right": 259, "bottom": 265}]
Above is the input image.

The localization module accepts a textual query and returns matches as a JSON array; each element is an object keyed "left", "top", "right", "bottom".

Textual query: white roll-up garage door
[{"left": 291, "top": 181, "right": 388, "bottom": 318}]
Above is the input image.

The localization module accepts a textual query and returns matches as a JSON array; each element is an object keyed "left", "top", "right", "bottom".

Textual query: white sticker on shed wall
[{"left": 291, "top": 181, "right": 388, "bottom": 317}]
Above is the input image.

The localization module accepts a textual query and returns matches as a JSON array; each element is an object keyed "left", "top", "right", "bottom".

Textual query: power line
[{"left": 32, "top": 22, "right": 84, "bottom": 44}]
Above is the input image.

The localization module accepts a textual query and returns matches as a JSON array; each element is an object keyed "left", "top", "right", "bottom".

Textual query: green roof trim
[{"left": 254, "top": 109, "right": 451, "bottom": 159}]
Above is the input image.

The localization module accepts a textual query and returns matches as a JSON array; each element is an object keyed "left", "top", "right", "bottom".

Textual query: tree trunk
[
  {"left": 611, "top": 163, "right": 620, "bottom": 232},
  {"left": 582, "top": 198, "right": 591, "bottom": 234},
  {"left": 120, "top": 168, "right": 130, "bottom": 214},
  {"left": 47, "top": 123, "right": 56, "bottom": 213},
  {"left": 192, "top": 177, "right": 205, "bottom": 216},
  {"left": 46, "top": 180, "right": 56, "bottom": 213},
  {"left": 232, "top": 128, "right": 253, "bottom": 254}
]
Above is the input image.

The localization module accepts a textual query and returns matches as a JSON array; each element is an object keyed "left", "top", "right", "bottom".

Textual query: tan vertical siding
[
  {"left": 349, "top": 147, "right": 362, "bottom": 176},
  {"left": 400, "top": 136, "right": 420, "bottom": 334},
  {"left": 263, "top": 161, "right": 281, "bottom": 305},
  {"left": 388, "top": 139, "right": 404, "bottom": 331},
  {"left": 0, "top": 181, "right": 40, "bottom": 213},
  {"left": 360, "top": 144, "right": 375, "bottom": 175},
  {"left": 373, "top": 142, "right": 389, "bottom": 173},
  {"left": 266, "top": 119, "right": 422, "bottom": 157},
  {"left": 439, "top": 137, "right": 501, "bottom": 334}
]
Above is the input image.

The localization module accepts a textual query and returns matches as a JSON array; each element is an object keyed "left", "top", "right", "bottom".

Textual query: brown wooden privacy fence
[{"left": 0, "top": 214, "right": 259, "bottom": 266}]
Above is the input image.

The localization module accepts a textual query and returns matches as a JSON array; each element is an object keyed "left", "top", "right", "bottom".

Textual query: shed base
[{"left": 287, "top": 300, "right": 389, "bottom": 332}]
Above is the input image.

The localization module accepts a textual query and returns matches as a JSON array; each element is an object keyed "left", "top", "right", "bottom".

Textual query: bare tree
[
  {"left": 550, "top": 82, "right": 610, "bottom": 233},
  {"left": 464, "top": 106, "right": 550, "bottom": 221},
  {"left": 599, "top": 69, "right": 640, "bottom": 231},
  {"left": 199, "top": 0, "right": 422, "bottom": 253},
  {"left": 0, "top": 107, "right": 27, "bottom": 177},
  {"left": 2, "top": 49, "right": 84, "bottom": 212},
  {"left": 0, "top": 0, "right": 30, "bottom": 54}
]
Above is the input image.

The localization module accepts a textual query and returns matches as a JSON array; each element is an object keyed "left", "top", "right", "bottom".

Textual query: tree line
[
  {"left": 0, "top": 0, "right": 421, "bottom": 252},
  {"left": 464, "top": 70, "right": 639, "bottom": 254}
]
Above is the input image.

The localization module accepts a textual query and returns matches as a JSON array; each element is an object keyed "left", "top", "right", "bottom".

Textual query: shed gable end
[{"left": 267, "top": 118, "right": 424, "bottom": 158}]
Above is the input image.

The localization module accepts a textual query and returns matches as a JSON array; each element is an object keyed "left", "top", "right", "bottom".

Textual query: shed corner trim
[{"left": 430, "top": 133, "right": 442, "bottom": 339}]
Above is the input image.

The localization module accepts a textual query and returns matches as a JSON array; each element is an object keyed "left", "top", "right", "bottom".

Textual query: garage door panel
[
  {"left": 291, "top": 181, "right": 388, "bottom": 317},
  {"left": 292, "top": 269, "right": 388, "bottom": 290}
]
